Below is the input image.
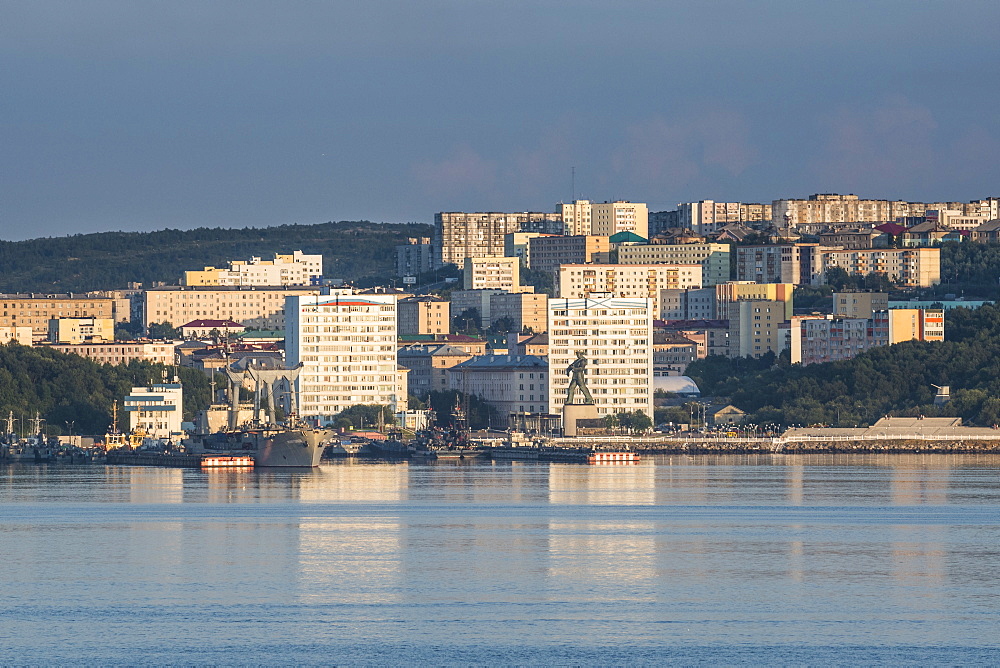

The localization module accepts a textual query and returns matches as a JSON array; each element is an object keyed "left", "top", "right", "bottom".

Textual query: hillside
[
  {"left": 686, "top": 304, "right": 1000, "bottom": 427},
  {"left": 0, "top": 221, "right": 433, "bottom": 293}
]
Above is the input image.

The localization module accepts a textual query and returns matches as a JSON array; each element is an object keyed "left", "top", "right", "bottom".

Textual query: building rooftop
[{"left": 451, "top": 354, "right": 547, "bottom": 370}]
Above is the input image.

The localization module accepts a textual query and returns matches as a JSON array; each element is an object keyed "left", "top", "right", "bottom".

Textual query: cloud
[
  {"left": 811, "top": 96, "right": 938, "bottom": 192},
  {"left": 611, "top": 110, "right": 757, "bottom": 192}
]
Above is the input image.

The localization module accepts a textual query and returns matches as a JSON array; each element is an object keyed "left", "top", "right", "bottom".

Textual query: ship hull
[{"left": 188, "top": 427, "right": 332, "bottom": 467}]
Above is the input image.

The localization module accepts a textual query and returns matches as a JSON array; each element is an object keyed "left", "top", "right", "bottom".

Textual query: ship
[{"left": 186, "top": 362, "right": 331, "bottom": 467}]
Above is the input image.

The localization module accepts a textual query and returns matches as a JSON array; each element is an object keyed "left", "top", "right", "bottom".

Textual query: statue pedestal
[{"left": 563, "top": 403, "right": 599, "bottom": 437}]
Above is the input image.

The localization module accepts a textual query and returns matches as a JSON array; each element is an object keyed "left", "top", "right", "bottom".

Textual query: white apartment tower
[
  {"left": 547, "top": 295, "right": 654, "bottom": 423},
  {"left": 557, "top": 200, "right": 649, "bottom": 238},
  {"left": 286, "top": 291, "right": 401, "bottom": 423}
]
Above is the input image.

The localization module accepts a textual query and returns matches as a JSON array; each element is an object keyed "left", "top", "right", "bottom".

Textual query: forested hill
[
  {"left": 685, "top": 304, "right": 1000, "bottom": 427},
  {"left": 0, "top": 221, "right": 433, "bottom": 293}
]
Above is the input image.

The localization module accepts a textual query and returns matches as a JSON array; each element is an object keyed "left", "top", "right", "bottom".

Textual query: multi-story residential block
[
  {"left": 727, "top": 300, "right": 788, "bottom": 358},
  {"left": 658, "top": 320, "right": 730, "bottom": 358},
  {"left": 48, "top": 317, "right": 115, "bottom": 344},
  {"left": 489, "top": 291, "right": 548, "bottom": 333},
  {"left": 715, "top": 281, "right": 794, "bottom": 320},
  {"left": 833, "top": 292, "right": 889, "bottom": 319},
  {"left": 818, "top": 229, "right": 884, "bottom": 250},
  {"left": 653, "top": 331, "right": 699, "bottom": 377},
  {"left": 504, "top": 232, "right": 555, "bottom": 268},
  {"left": 548, "top": 295, "right": 654, "bottom": 421},
  {"left": 397, "top": 333, "right": 488, "bottom": 356},
  {"left": 398, "top": 295, "right": 450, "bottom": 335},
  {"left": 124, "top": 382, "right": 183, "bottom": 438},
  {"left": 397, "top": 343, "right": 472, "bottom": 396},
  {"left": 507, "top": 331, "right": 549, "bottom": 356},
  {"left": 183, "top": 251, "right": 323, "bottom": 287},
  {"left": 676, "top": 201, "right": 772, "bottom": 235},
  {"left": 49, "top": 341, "right": 178, "bottom": 366},
  {"left": 448, "top": 354, "right": 549, "bottom": 421},
  {"left": 142, "top": 286, "right": 321, "bottom": 332},
  {"left": 0, "top": 294, "right": 117, "bottom": 339},
  {"left": 660, "top": 288, "right": 717, "bottom": 321},
  {"left": 820, "top": 247, "right": 940, "bottom": 288},
  {"left": 435, "top": 211, "right": 562, "bottom": 268},
  {"left": 972, "top": 220, "right": 1000, "bottom": 243},
  {"left": 735, "top": 244, "right": 825, "bottom": 285},
  {"left": 790, "top": 308, "right": 944, "bottom": 365},
  {"left": 450, "top": 289, "right": 505, "bottom": 329},
  {"left": 396, "top": 237, "right": 435, "bottom": 277},
  {"left": 924, "top": 209, "right": 991, "bottom": 232},
  {"left": 557, "top": 264, "right": 703, "bottom": 318},
  {"left": 527, "top": 235, "right": 611, "bottom": 274},
  {"left": 285, "top": 291, "right": 402, "bottom": 421},
  {"left": 0, "top": 326, "right": 33, "bottom": 346},
  {"left": 557, "top": 200, "right": 649, "bottom": 238},
  {"left": 463, "top": 256, "right": 523, "bottom": 292},
  {"left": 618, "top": 242, "right": 731, "bottom": 286}
]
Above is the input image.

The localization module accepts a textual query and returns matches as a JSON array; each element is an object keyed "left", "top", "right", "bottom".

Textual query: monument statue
[{"left": 565, "top": 351, "right": 595, "bottom": 405}]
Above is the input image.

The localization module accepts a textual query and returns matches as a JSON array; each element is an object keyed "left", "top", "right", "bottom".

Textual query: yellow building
[
  {"left": 0, "top": 295, "right": 116, "bottom": 338},
  {"left": 182, "top": 250, "right": 323, "bottom": 286},
  {"left": 489, "top": 291, "right": 549, "bottom": 333},
  {"left": 142, "top": 286, "right": 321, "bottom": 332},
  {"left": 398, "top": 296, "right": 450, "bottom": 335},
  {"left": 463, "top": 256, "right": 524, "bottom": 292},
  {"left": 727, "top": 299, "right": 788, "bottom": 358},
  {"left": 48, "top": 317, "right": 115, "bottom": 344},
  {"left": 0, "top": 326, "right": 33, "bottom": 346},
  {"left": 887, "top": 309, "right": 944, "bottom": 343},
  {"left": 714, "top": 281, "right": 794, "bottom": 320},
  {"left": 820, "top": 248, "right": 940, "bottom": 288},
  {"left": 48, "top": 341, "right": 178, "bottom": 366}
]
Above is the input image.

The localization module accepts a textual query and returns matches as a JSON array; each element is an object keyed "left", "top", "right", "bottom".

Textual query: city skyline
[{"left": 3, "top": 1, "right": 1000, "bottom": 240}]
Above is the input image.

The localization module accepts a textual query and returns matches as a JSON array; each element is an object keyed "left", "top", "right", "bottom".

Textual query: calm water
[{"left": 3, "top": 454, "right": 1000, "bottom": 665}]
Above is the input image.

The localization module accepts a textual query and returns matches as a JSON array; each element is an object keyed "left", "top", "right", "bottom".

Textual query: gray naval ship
[{"left": 187, "top": 363, "right": 331, "bottom": 467}]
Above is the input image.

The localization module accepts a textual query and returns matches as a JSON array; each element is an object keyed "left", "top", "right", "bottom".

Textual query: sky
[{"left": 2, "top": 0, "right": 1000, "bottom": 240}]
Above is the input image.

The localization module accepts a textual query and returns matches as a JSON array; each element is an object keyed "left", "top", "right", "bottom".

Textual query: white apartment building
[
  {"left": 285, "top": 291, "right": 402, "bottom": 422},
  {"left": 183, "top": 251, "right": 323, "bottom": 287},
  {"left": 617, "top": 243, "right": 731, "bottom": 286},
  {"left": 548, "top": 295, "right": 654, "bottom": 422},
  {"left": 124, "top": 382, "right": 183, "bottom": 438},
  {"left": 676, "top": 201, "right": 772, "bottom": 235},
  {"left": 448, "top": 354, "right": 549, "bottom": 420},
  {"left": 463, "top": 256, "right": 523, "bottom": 292},
  {"left": 557, "top": 200, "right": 649, "bottom": 238},
  {"left": 557, "top": 264, "right": 702, "bottom": 319}
]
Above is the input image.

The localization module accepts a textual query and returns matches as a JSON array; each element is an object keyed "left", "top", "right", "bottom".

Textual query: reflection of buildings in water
[
  {"left": 118, "top": 466, "right": 185, "bottom": 504},
  {"left": 788, "top": 534, "right": 804, "bottom": 583},
  {"left": 547, "top": 462, "right": 656, "bottom": 506},
  {"left": 548, "top": 521, "right": 658, "bottom": 595},
  {"left": 787, "top": 464, "right": 804, "bottom": 506},
  {"left": 407, "top": 460, "right": 550, "bottom": 505},
  {"left": 889, "top": 455, "right": 951, "bottom": 506}
]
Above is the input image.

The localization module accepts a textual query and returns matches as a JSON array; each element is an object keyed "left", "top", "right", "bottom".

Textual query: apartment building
[
  {"left": 660, "top": 287, "right": 717, "bottom": 321},
  {"left": 658, "top": 320, "right": 730, "bottom": 358},
  {"left": 124, "top": 382, "right": 183, "bottom": 438},
  {"left": 556, "top": 200, "right": 649, "bottom": 238},
  {"left": 558, "top": 264, "right": 703, "bottom": 318},
  {"left": 142, "top": 286, "right": 320, "bottom": 332},
  {"left": 527, "top": 235, "right": 611, "bottom": 273},
  {"left": 450, "top": 289, "right": 505, "bottom": 329},
  {"left": 0, "top": 327, "right": 33, "bottom": 346},
  {"left": 652, "top": 331, "right": 699, "bottom": 377},
  {"left": 448, "top": 355, "right": 549, "bottom": 421},
  {"left": 49, "top": 341, "right": 178, "bottom": 366},
  {"left": 715, "top": 281, "right": 795, "bottom": 320},
  {"left": 676, "top": 201, "right": 772, "bottom": 235},
  {"left": 504, "top": 232, "right": 554, "bottom": 268},
  {"left": 183, "top": 251, "right": 322, "bottom": 287},
  {"left": 735, "top": 244, "right": 825, "bottom": 285},
  {"left": 285, "top": 291, "right": 402, "bottom": 421},
  {"left": 397, "top": 343, "right": 472, "bottom": 396},
  {"left": 490, "top": 291, "right": 548, "bottom": 333},
  {"left": 0, "top": 294, "right": 117, "bottom": 338},
  {"left": 48, "top": 317, "right": 115, "bottom": 344},
  {"left": 398, "top": 296, "right": 450, "bottom": 335},
  {"left": 396, "top": 237, "right": 435, "bottom": 277},
  {"left": 463, "top": 256, "right": 523, "bottom": 292},
  {"left": 791, "top": 308, "right": 944, "bottom": 365},
  {"left": 548, "top": 295, "right": 654, "bottom": 422},
  {"left": 435, "top": 211, "right": 562, "bottom": 268},
  {"left": 618, "top": 243, "right": 731, "bottom": 286},
  {"left": 818, "top": 229, "right": 883, "bottom": 250},
  {"left": 833, "top": 292, "right": 889, "bottom": 319},
  {"left": 820, "top": 247, "right": 940, "bottom": 288},
  {"left": 727, "top": 300, "right": 788, "bottom": 358}
]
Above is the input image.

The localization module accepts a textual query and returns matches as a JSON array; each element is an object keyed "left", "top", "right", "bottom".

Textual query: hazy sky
[{"left": 3, "top": 1, "right": 999, "bottom": 240}]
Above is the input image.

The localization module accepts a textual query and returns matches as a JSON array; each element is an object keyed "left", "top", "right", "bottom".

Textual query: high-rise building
[
  {"left": 618, "top": 242, "right": 731, "bottom": 286},
  {"left": 285, "top": 291, "right": 401, "bottom": 421},
  {"left": 398, "top": 296, "right": 450, "bottom": 335},
  {"left": 396, "top": 237, "right": 435, "bottom": 277},
  {"left": 435, "top": 211, "right": 562, "bottom": 268},
  {"left": 735, "top": 244, "right": 825, "bottom": 285},
  {"left": 714, "top": 281, "right": 795, "bottom": 320},
  {"left": 463, "top": 256, "right": 524, "bottom": 292},
  {"left": 557, "top": 200, "right": 649, "bottom": 238},
  {"left": 527, "top": 235, "right": 611, "bottom": 273},
  {"left": 727, "top": 300, "right": 788, "bottom": 358},
  {"left": 547, "top": 295, "right": 654, "bottom": 422},
  {"left": 676, "top": 201, "right": 772, "bottom": 235},
  {"left": 557, "top": 264, "right": 703, "bottom": 318},
  {"left": 489, "top": 291, "right": 549, "bottom": 333}
]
